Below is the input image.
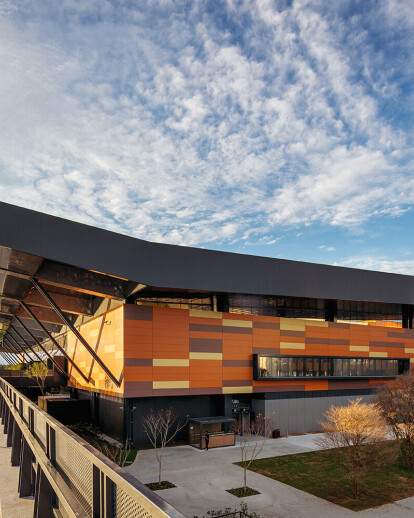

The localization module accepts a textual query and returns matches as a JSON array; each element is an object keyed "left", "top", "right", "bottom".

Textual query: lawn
[{"left": 242, "top": 449, "right": 414, "bottom": 511}]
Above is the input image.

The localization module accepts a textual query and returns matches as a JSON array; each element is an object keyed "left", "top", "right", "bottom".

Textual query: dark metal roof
[{"left": 0, "top": 201, "right": 414, "bottom": 305}]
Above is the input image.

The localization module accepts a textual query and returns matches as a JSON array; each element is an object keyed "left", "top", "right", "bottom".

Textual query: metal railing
[{"left": 0, "top": 377, "right": 186, "bottom": 518}]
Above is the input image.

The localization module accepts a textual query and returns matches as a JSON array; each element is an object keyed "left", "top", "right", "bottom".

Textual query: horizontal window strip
[{"left": 255, "top": 354, "right": 409, "bottom": 380}]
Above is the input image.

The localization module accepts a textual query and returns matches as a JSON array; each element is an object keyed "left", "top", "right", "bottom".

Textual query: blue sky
[{"left": 0, "top": 0, "right": 413, "bottom": 273}]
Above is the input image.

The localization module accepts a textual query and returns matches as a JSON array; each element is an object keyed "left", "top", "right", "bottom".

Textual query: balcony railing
[{"left": 0, "top": 377, "right": 186, "bottom": 518}]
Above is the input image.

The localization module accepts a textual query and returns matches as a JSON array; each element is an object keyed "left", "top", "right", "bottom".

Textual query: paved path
[
  {"left": 125, "top": 434, "right": 414, "bottom": 518},
  {"left": 0, "top": 425, "right": 33, "bottom": 518}
]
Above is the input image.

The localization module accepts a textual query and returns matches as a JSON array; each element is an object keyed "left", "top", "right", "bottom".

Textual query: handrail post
[
  {"left": 11, "top": 419, "right": 22, "bottom": 466},
  {"left": 3, "top": 402, "right": 9, "bottom": 430},
  {"left": 33, "top": 464, "right": 54, "bottom": 518},
  {"left": 19, "top": 437, "right": 34, "bottom": 497},
  {"left": 6, "top": 409, "right": 14, "bottom": 446}
]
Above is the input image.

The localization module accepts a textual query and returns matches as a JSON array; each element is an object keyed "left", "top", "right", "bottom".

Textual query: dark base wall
[
  {"left": 128, "top": 394, "right": 226, "bottom": 446},
  {"left": 76, "top": 389, "right": 125, "bottom": 442},
  {"left": 73, "top": 388, "right": 376, "bottom": 445},
  {"left": 252, "top": 389, "right": 375, "bottom": 435},
  {"left": 129, "top": 389, "right": 376, "bottom": 445}
]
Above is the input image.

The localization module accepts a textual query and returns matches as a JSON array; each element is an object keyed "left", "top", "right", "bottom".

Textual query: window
[{"left": 255, "top": 355, "right": 408, "bottom": 380}]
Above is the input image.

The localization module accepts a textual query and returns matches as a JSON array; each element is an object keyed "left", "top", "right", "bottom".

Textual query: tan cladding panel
[{"left": 67, "top": 305, "right": 124, "bottom": 396}]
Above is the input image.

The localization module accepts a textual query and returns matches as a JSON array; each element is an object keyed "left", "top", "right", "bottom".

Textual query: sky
[{"left": 0, "top": 0, "right": 413, "bottom": 274}]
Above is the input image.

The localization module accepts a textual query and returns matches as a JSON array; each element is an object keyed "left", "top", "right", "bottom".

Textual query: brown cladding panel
[{"left": 124, "top": 305, "right": 153, "bottom": 321}]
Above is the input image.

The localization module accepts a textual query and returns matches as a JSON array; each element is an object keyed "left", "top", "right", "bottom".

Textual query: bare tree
[
  {"left": 234, "top": 413, "right": 274, "bottom": 494},
  {"left": 25, "top": 362, "right": 49, "bottom": 397},
  {"left": 376, "top": 372, "right": 414, "bottom": 470},
  {"left": 100, "top": 441, "right": 131, "bottom": 467},
  {"left": 143, "top": 408, "right": 188, "bottom": 484},
  {"left": 317, "top": 398, "right": 396, "bottom": 498}
]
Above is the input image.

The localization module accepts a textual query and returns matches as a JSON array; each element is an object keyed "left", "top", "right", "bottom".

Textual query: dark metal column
[
  {"left": 324, "top": 299, "right": 338, "bottom": 322},
  {"left": 402, "top": 304, "right": 413, "bottom": 329},
  {"left": 216, "top": 293, "right": 229, "bottom": 313}
]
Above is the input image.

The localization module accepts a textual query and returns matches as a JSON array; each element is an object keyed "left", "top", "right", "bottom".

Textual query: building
[{"left": 0, "top": 201, "right": 413, "bottom": 444}]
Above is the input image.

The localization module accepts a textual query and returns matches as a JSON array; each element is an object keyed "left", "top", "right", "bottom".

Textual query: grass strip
[
  {"left": 242, "top": 449, "right": 414, "bottom": 511},
  {"left": 145, "top": 481, "right": 177, "bottom": 490}
]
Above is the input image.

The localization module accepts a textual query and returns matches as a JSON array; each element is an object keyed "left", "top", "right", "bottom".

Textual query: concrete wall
[{"left": 252, "top": 393, "right": 373, "bottom": 435}]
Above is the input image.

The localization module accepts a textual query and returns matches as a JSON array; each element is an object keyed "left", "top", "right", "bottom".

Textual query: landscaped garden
[{"left": 244, "top": 448, "right": 414, "bottom": 511}]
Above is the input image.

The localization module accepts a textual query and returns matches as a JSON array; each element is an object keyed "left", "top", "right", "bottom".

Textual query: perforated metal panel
[
  {"left": 54, "top": 501, "right": 71, "bottom": 518},
  {"left": 35, "top": 411, "right": 47, "bottom": 450},
  {"left": 55, "top": 431, "right": 93, "bottom": 515},
  {"left": 114, "top": 485, "right": 151, "bottom": 518},
  {"left": 22, "top": 401, "right": 29, "bottom": 424}
]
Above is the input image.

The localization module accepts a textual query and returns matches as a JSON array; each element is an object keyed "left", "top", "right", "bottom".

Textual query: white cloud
[
  {"left": 340, "top": 256, "right": 414, "bottom": 276},
  {"left": 0, "top": 0, "right": 413, "bottom": 248}
]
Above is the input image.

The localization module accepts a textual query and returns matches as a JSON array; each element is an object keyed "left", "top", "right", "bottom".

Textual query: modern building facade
[{"left": 0, "top": 201, "right": 413, "bottom": 444}]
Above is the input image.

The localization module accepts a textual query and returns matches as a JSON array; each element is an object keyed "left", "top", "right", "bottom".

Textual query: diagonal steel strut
[
  {"left": 30, "top": 277, "right": 121, "bottom": 388},
  {"left": 14, "top": 316, "right": 68, "bottom": 379},
  {"left": 20, "top": 302, "right": 90, "bottom": 385},
  {"left": 4, "top": 334, "right": 28, "bottom": 363},
  {"left": 9, "top": 325, "right": 45, "bottom": 364}
]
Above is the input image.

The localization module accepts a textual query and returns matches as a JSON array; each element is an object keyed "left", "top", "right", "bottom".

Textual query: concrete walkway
[
  {"left": 125, "top": 434, "right": 414, "bottom": 518},
  {"left": 0, "top": 426, "right": 33, "bottom": 518}
]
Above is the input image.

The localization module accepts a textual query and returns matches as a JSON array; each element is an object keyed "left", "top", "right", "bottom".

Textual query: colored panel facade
[
  {"left": 67, "top": 305, "right": 124, "bottom": 396},
  {"left": 66, "top": 304, "right": 414, "bottom": 398},
  {"left": 121, "top": 305, "right": 414, "bottom": 399}
]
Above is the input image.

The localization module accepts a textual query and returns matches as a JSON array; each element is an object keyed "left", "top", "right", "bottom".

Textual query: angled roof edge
[{"left": 0, "top": 201, "right": 413, "bottom": 304}]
